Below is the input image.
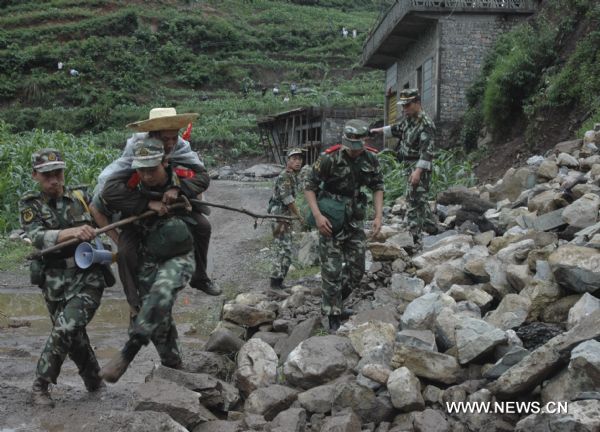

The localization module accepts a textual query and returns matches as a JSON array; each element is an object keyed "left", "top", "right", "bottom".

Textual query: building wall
[
  {"left": 438, "top": 14, "right": 524, "bottom": 125},
  {"left": 394, "top": 23, "right": 440, "bottom": 123}
]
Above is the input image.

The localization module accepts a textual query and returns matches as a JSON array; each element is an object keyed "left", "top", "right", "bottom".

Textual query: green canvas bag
[
  {"left": 304, "top": 195, "right": 350, "bottom": 234},
  {"left": 145, "top": 217, "right": 194, "bottom": 260}
]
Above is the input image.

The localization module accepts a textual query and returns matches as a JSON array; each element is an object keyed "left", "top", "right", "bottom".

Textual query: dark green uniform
[
  {"left": 20, "top": 187, "right": 106, "bottom": 388},
  {"left": 305, "top": 146, "right": 384, "bottom": 315},
  {"left": 269, "top": 168, "right": 300, "bottom": 281},
  {"left": 385, "top": 110, "right": 437, "bottom": 239}
]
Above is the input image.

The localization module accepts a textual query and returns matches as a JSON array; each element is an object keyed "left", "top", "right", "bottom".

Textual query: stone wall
[{"left": 438, "top": 14, "right": 523, "bottom": 125}]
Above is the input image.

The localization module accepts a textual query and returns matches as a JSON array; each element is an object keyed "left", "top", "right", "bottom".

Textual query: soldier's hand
[
  {"left": 162, "top": 188, "right": 180, "bottom": 204},
  {"left": 370, "top": 127, "right": 383, "bottom": 135},
  {"left": 409, "top": 168, "right": 422, "bottom": 187},
  {"left": 371, "top": 216, "right": 382, "bottom": 238},
  {"left": 316, "top": 214, "right": 333, "bottom": 237},
  {"left": 70, "top": 225, "right": 96, "bottom": 242},
  {"left": 148, "top": 200, "right": 168, "bottom": 216}
]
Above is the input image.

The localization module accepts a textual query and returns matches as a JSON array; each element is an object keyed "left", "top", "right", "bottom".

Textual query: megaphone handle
[{"left": 95, "top": 238, "right": 103, "bottom": 250}]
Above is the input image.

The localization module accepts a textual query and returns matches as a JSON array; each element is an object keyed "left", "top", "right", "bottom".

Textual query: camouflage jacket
[
  {"left": 19, "top": 186, "right": 102, "bottom": 300},
  {"left": 99, "top": 164, "right": 209, "bottom": 219},
  {"left": 269, "top": 169, "right": 299, "bottom": 216},
  {"left": 384, "top": 111, "right": 436, "bottom": 170},
  {"left": 305, "top": 146, "right": 384, "bottom": 198}
]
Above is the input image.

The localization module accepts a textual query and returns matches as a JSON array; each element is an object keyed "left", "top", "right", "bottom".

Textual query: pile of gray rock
[{"left": 87, "top": 127, "right": 600, "bottom": 431}]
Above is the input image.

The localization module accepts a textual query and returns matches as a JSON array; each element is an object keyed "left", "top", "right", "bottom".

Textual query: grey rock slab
[
  {"left": 283, "top": 335, "right": 359, "bottom": 389},
  {"left": 332, "top": 381, "right": 395, "bottom": 424},
  {"left": 83, "top": 411, "right": 189, "bottom": 432},
  {"left": 274, "top": 316, "right": 322, "bottom": 364},
  {"left": 192, "top": 421, "right": 242, "bottom": 432},
  {"left": 455, "top": 317, "right": 507, "bottom": 365},
  {"left": 222, "top": 303, "right": 276, "bottom": 327},
  {"left": 484, "top": 294, "right": 531, "bottom": 330},
  {"left": 483, "top": 346, "right": 530, "bottom": 379},
  {"left": 244, "top": 384, "right": 299, "bottom": 421},
  {"left": 413, "top": 409, "right": 449, "bottom": 432},
  {"left": 269, "top": 407, "right": 306, "bottom": 432},
  {"left": 515, "top": 399, "right": 600, "bottom": 432},
  {"left": 204, "top": 327, "right": 244, "bottom": 355},
  {"left": 387, "top": 367, "right": 425, "bottom": 412},
  {"left": 549, "top": 245, "right": 600, "bottom": 294},
  {"left": 396, "top": 329, "right": 437, "bottom": 352},
  {"left": 319, "top": 412, "right": 362, "bottom": 432},
  {"left": 348, "top": 321, "right": 396, "bottom": 357},
  {"left": 150, "top": 365, "right": 239, "bottom": 411},
  {"left": 568, "top": 292, "right": 600, "bottom": 330},
  {"left": 134, "top": 378, "right": 216, "bottom": 430},
  {"left": 390, "top": 344, "right": 461, "bottom": 385}
]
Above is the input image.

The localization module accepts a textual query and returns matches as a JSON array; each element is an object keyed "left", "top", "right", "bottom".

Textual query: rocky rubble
[{"left": 98, "top": 127, "right": 600, "bottom": 431}]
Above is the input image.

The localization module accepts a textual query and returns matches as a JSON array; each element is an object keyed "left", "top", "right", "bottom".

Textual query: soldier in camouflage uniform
[
  {"left": 98, "top": 137, "right": 198, "bottom": 383},
  {"left": 305, "top": 120, "right": 384, "bottom": 331},
  {"left": 20, "top": 149, "right": 107, "bottom": 407},
  {"left": 371, "top": 88, "right": 437, "bottom": 244},
  {"left": 268, "top": 148, "right": 304, "bottom": 289}
]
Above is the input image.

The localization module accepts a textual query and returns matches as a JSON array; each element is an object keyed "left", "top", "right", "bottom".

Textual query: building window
[{"left": 421, "top": 58, "right": 433, "bottom": 104}]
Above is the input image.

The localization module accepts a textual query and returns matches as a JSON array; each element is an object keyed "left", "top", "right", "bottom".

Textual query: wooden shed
[{"left": 257, "top": 106, "right": 384, "bottom": 165}]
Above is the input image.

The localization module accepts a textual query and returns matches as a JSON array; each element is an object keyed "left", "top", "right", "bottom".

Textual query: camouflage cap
[
  {"left": 342, "top": 119, "right": 369, "bottom": 150},
  {"left": 131, "top": 137, "right": 165, "bottom": 169},
  {"left": 286, "top": 147, "right": 305, "bottom": 158},
  {"left": 32, "top": 148, "right": 66, "bottom": 172},
  {"left": 397, "top": 88, "right": 420, "bottom": 106}
]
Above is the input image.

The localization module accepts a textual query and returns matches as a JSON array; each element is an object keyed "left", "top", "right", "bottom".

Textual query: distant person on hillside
[
  {"left": 57, "top": 62, "right": 64, "bottom": 70},
  {"left": 273, "top": 85, "right": 280, "bottom": 96},
  {"left": 69, "top": 69, "right": 79, "bottom": 77},
  {"left": 370, "top": 89, "right": 437, "bottom": 246},
  {"left": 342, "top": 27, "right": 348, "bottom": 38},
  {"left": 352, "top": 29, "right": 357, "bottom": 38},
  {"left": 290, "top": 82, "right": 297, "bottom": 97}
]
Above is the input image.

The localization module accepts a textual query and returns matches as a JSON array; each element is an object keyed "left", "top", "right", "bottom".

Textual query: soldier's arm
[
  {"left": 101, "top": 174, "right": 149, "bottom": 217},
  {"left": 177, "top": 165, "right": 210, "bottom": 198},
  {"left": 19, "top": 199, "right": 95, "bottom": 249},
  {"left": 304, "top": 156, "right": 333, "bottom": 236},
  {"left": 416, "top": 123, "right": 435, "bottom": 171}
]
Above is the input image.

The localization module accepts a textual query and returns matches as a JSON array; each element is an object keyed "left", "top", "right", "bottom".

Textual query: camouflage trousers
[
  {"left": 405, "top": 166, "right": 436, "bottom": 241},
  {"left": 37, "top": 269, "right": 105, "bottom": 385},
  {"left": 270, "top": 223, "right": 293, "bottom": 280},
  {"left": 129, "top": 251, "right": 195, "bottom": 367},
  {"left": 318, "top": 225, "right": 366, "bottom": 316}
]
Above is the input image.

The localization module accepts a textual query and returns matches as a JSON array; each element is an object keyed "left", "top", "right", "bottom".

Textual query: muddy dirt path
[{"left": 0, "top": 180, "right": 272, "bottom": 432}]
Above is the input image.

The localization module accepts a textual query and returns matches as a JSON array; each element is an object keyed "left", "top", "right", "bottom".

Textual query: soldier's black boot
[
  {"left": 31, "top": 377, "right": 54, "bottom": 408},
  {"left": 270, "top": 277, "right": 284, "bottom": 289},
  {"left": 328, "top": 315, "right": 341, "bottom": 333},
  {"left": 100, "top": 338, "right": 142, "bottom": 384}
]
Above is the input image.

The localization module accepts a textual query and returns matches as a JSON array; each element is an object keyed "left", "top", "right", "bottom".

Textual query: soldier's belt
[{"left": 43, "top": 257, "right": 77, "bottom": 269}]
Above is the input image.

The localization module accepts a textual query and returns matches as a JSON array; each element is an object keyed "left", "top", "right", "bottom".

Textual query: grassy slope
[{"left": 0, "top": 0, "right": 387, "bottom": 160}]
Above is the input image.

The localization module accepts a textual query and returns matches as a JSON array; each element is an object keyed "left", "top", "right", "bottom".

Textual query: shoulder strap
[{"left": 72, "top": 189, "right": 91, "bottom": 215}]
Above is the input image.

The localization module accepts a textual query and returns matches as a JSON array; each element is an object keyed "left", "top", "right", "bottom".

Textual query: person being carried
[
  {"left": 99, "top": 137, "right": 199, "bottom": 383},
  {"left": 20, "top": 149, "right": 111, "bottom": 407},
  {"left": 305, "top": 120, "right": 384, "bottom": 332},
  {"left": 370, "top": 89, "right": 437, "bottom": 246},
  {"left": 91, "top": 108, "right": 221, "bottom": 320},
  {"left": 267, "top": 148, "right": 305, "bottom": 290}
]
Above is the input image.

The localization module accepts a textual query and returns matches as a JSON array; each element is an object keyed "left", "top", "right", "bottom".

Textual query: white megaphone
[{"left": 75, "top": 238, "right": 115, "bottom": 269}]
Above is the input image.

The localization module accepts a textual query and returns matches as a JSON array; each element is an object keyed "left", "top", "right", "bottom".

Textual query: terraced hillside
[{"left": 0, "top": 0, "right": 388, "bottom": 158}]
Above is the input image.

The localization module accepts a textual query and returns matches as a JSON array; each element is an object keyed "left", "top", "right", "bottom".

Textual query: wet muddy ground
[{"left": 0, "top": 180, "right": 272, "bottom": 431}]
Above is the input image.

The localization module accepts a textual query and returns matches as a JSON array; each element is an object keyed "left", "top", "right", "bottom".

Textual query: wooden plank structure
[{"left": 257, "top": 106, "right": 383, "bottom": 165}]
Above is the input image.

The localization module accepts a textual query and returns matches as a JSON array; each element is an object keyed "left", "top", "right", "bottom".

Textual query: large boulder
[
  {"left": 548, "top": 245, "right": 600, "bottom": 294},
  {"left": 391, "top": 344, "right": 461, "bottom": 384},
  {"left": 401, "top": 292, "right": 456, "bottom": 330},
  {"left": 222, "top": 303, "right": 276, "bottom": 327},
  {"left": 234, "top": 338, "right": 278, "bottom": 397},
  {"left": 488, "top": 310, "right": 600, "bottom": 398},
  {"left": 568, "top": 293, "right": 600, "bottom": 330},
  {"left": 268, "top": 407, "right": 307, "bottom": 432},
  {"left": 274, "top": 316, "right": 322, "bottom": 363},
  {"left": 348, "top": 321, "right": 396, "bottom": 357},
  {"left": 484, "top": 294, "right": 531, "bottom": 330},
  {"left": 387, "top": 367, "right": 425, "bottom": 412},
  {"left": 244, "top": 384, "right": 299, "bottom": 421},
  {"left": 562, "top": 193, "right": 600, "bottom": 229},
  {"left": 455, "top": 317, "right": 507, "bottom": 365},
  {"left": 283, "top": 336, "right": 359, "bottom": 389},
  {"left": 134, "top": 378, "right": 217, "bottom": 430},
  {"left": 331, "top": 381, "right": 394, "bottom": 424},
  {"left": 150, "top": 365, "right": 239, "bottom": 411},
  {"left": 319, "top": 412, "right": 362, "bottom": 432}
]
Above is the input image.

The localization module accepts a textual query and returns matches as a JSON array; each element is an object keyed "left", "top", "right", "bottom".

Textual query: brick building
[{"left": 362, "top": 0, "right": 536, "bottom": 147}]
